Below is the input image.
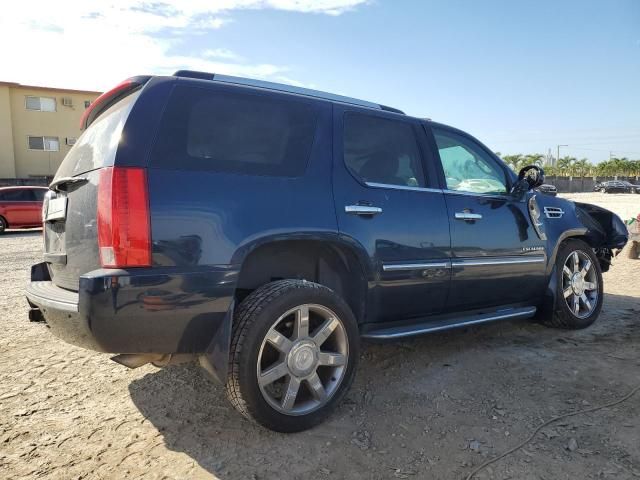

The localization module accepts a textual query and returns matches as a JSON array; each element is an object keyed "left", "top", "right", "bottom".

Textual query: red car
[{"left": 0, "top": 186, "right": 48, "bottom": 233}]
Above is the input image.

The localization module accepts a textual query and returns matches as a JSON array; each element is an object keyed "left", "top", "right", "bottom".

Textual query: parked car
[
  {"left": 26, "top": 73, "right": 628, "bottom": 432},
  {"left": 536, "top": 183, "right": 557, "bottom": 196},
  {"left": 594, "top": 180, "right": 638, "bottom": 194},
  {"left": 0, "top": 186, "right": 47, "bottom": 233}
]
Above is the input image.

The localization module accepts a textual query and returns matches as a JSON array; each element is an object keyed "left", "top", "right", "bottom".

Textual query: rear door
[
  {"left": 427, "top": 125, "right": 547, "bottom": 311},
  {"left": 332, "top": 106, "right": 451, "bottom": 324}
]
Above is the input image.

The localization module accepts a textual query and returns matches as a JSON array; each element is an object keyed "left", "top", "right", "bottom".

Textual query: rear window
[
  {"left": 150, "top": 85, "right": 319, "bottom": 177},
  {"left": 54, "top": 91, "right": 140, "bottom": 179}
]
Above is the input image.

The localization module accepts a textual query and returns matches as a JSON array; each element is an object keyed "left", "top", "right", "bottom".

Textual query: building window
[
  {"left": 28, "top": 136, "right": 60, "bottom": 151},
  {"left": 84, "top": 100, "right": 91, "bottom": 108},
  {"left": 25, "top": 96, "right": 57, "bottom": 112}
]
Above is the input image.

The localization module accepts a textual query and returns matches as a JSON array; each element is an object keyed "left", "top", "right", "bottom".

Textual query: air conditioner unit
[
  {"left": 62, "top": 97, "right": 73, "bottom": 107},
  {"left": 66, "top": 137, "right": 77, "bottom": 146}
]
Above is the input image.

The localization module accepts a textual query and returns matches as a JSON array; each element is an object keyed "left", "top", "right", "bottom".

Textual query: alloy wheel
[
  {"left": 562, "top": 250, "right": 598, "bottom": 319},
  {"left": 257, "top": 304, "right": 348, "bottom": 416}
]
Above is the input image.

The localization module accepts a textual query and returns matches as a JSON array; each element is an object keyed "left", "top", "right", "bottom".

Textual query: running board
[{"left": 361, "top": 306, "right": 537, "bottom": 340}]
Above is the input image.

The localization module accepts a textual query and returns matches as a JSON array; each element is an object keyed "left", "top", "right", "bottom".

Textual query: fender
[
  {"left": 229, "top": 230, "right": 375, "bottom": 282},
  {"left": 535, "top": 195, "right": 628, "bottom": 273},
  {"left": 201, "top": 230, "right": 373, "bottom": 382}
]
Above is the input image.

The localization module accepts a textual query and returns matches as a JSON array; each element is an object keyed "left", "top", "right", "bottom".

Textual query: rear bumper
[{"left": 26, "top": 262, "right": 238, "bottom": 354}]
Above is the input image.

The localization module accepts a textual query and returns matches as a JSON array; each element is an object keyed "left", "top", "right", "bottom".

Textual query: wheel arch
[
  {"left": 539, "top": 232, "right": 600, "bottom": 321},
  {"left": 231, "top": 235, "right": 372, "bottom": 325}
]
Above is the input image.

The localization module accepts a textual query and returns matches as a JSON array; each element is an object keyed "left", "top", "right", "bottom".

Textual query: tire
[
  {"left": 225, "top": 279, "right": 359, "bottom": 432},
  {"left": 600, "top": 188, "right": 606, "bottom": 193},
  {"left": 545, "top": 239, "right": 603, "bottom": 329},
  {"left": 0, "top": 216, "right": 6, "bottom": 234}
]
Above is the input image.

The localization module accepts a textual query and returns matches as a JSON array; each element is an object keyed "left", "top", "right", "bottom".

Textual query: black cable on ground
[{"left": 465, "top": 383, "right": 640, "bottom": 480}]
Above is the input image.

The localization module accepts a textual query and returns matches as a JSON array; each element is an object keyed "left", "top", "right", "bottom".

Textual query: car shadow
[{"left": 127, "top": 293, "right": 640, "bottom": 478}]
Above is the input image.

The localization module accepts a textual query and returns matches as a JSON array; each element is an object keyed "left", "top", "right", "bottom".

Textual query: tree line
[{"left": 496, "top": 153, "right": 640, "bottom": 177}]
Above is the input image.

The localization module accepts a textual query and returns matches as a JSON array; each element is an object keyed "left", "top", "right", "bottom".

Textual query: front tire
[
  {"left": 225, "top": 280, "right": 359, "bottom": 432},
  {"left": 0, "top": 216, "right": 6, "bottom": 234},
  {"left": 546, "top": 239, "right": 603, "bottom": 329}
]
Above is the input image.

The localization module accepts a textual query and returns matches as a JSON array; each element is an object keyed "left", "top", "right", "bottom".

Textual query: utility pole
[{"left": 557, "top": 144, "right": 568, "bottom": 166}]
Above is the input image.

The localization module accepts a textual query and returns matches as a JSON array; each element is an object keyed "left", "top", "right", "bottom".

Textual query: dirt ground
[{"left": 1, "top": 193, "right": 639, "bottom": 480}]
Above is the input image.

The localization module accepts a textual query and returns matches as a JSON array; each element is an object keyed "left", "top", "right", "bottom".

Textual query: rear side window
[
  {"left": 32, "top": 189, "right": 47, "bottom": 201},
  {"left": 343, "top": 113, "right": 425, "bottom": 188},
  {"left": 0, "top": 189, "right": 34, "bottom": 201},
  {"left": 151, "top": 85, "right": 319, "bottom": 177},
  {"left": 54, "top": 91, "right": 140, "bottom": 179}
]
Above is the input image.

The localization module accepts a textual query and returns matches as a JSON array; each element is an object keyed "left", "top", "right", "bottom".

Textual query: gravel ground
[{"left": 0, "top": 194, "right": 638, "bottom": 480}]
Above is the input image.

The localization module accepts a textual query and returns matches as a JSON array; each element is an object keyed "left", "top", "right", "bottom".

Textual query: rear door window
[
  {"left": 343, "top": 113, "right": 426, "bottom": 188},
  {"left": 150, "top": 85, "right": 319, "bottom": 177}
]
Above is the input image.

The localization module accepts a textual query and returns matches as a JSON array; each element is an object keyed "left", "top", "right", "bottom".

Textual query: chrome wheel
[
  {"left": 257, "top": 304, "right": 348, "bottom": 416},
  {"left": 562, "top": 250, "right": 598, "bottom": 319}
]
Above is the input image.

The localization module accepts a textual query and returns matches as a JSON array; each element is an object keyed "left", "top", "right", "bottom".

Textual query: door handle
[
  {"left": 455, "top": 212, "right": 482, "bottom": 221},
  {"left": 345, "top": 205, "right": 383, "bottom": 215}
]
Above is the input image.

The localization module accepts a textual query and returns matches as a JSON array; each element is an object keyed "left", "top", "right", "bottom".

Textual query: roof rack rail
[{"left": 173, "top": 70, "right": 404, "bottom": 114}]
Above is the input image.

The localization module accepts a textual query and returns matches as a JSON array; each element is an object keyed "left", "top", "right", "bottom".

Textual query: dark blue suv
[{"left": 26, "top": 72, "right": 628, "bottom": 432}]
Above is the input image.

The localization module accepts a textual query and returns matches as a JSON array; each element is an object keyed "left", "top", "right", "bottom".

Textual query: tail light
[{"left": 97, "top": 167, "right": 151, "bottom": 267}]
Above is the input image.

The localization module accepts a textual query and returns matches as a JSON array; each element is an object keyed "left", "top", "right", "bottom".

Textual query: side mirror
[{"left": 511, "top": 165, "right": 545, "bottom": 198}]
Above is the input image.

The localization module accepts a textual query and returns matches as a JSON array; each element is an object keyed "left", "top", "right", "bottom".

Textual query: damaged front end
[{"left": 574, "top": 202, "right": 629, "bottom": 272}]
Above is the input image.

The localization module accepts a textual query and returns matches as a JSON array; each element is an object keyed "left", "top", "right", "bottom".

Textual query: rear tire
[
  {"left": 600, "top": 188, "right": 606, "bottom": 193},
  {"left": 545, "top": 239, "right": 603, "bottom": 329},
  {"left": 0, "top": 216, "right": 6, "bottom": 234},
  {"left": 225, "top": 279, "right": 359, "bottom": 432}
]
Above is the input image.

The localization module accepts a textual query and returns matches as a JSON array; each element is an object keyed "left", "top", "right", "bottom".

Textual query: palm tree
[
  {"left": 557, "top": 156, "right": 575, "bottom": 176},
  {"left": 524, "top": 154, "right": 545, "bottom": 167},
  {"left": 573, "top": 158, "right": 592, "bottom": 177},
  {"left": 501, "top": 154, "right": 523, "bottom": 172}
]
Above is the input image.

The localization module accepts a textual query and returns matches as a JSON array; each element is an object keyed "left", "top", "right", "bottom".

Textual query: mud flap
[
  {"left": 199, "top": 300, "right": 234, "bottom": 383},
  {"left": 536, "top": 264, "right": 558, "bottom": 321}
]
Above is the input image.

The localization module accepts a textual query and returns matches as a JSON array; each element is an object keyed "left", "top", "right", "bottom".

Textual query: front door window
[{"left": 433, "top": 129, "right": 507, "bottom": 195}]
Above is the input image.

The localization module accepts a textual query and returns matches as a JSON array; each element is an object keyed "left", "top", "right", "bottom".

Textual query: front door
[
  {"left": 332, "top": 107, "right": 451, "bottom": 324},
  {"left": 428, "top": 125, "right": 547, "bottom": 311}
]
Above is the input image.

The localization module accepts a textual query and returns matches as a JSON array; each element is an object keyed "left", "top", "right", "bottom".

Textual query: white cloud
[
  {"left": 203, "top": 48, "right": 243, "bottom": 61},
  {"left": 0, "top": 0, "right": 368, "bottom": 91}
]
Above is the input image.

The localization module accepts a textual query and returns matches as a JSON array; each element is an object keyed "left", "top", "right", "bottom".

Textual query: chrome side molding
[
  {"left": 382, "top": 261, "right": 451, "bottom": 272},
  {"left": 451, "top": 256, "right": 545, "bottom": 267}
]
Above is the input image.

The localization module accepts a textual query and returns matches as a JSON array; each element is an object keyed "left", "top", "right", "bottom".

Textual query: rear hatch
[{"left": 44, "top": 87, "right": 142, "bottom": 291}]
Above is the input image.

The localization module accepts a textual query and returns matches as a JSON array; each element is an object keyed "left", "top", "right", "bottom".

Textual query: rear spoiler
[{"left": 80, "top": 76, "right": 151, "bottom": 130}]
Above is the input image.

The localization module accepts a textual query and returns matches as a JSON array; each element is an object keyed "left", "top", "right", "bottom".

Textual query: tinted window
[
  {"left": 343, "top": 113, "right": 425, "bottom": 188},
  {"left": 151, "top": 85, "right": 319, "bottom": 177},
  {"left": 0, "top": 189, "right": 34, "bottom": 201},
  {"left": 54, "top": 91, "right": 140, "bottom": 179},
  {"left": 32, "top": 189, "right": 47, "bottom": 201},
  {"left": 433, "top": 128, "right": 507, "bottom": 194}
]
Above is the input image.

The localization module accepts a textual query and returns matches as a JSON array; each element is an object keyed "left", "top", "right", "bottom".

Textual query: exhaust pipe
[{"left": 111, "top": 353, "right": 195, "bottom": 369}]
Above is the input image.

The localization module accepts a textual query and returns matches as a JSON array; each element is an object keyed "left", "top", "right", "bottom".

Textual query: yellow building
[{"left": 0, "top": 81, "right": 101, "bottom": 179}]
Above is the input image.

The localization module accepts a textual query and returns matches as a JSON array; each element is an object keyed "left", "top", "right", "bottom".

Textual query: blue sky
[{"left": 1, "top": 0, "right": 638, "bottom": 162}]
